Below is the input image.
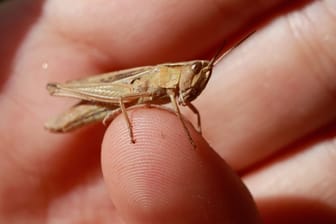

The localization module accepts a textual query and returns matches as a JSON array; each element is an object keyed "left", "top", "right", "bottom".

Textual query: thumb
[{"left": 101, "top": 108, "right": 261, "bottom": 224}]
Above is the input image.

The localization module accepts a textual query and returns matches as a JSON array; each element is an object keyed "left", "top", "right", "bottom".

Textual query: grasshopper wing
[
  {"left": 46, "top": 66, "right": 156, "bottom": 103},
  {"left": 45, "top": 102, "right": 118, "bottom": 132}
]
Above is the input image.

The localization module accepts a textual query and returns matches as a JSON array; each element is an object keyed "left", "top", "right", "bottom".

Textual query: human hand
[{"left": 1, "top": 0, "right": 335, "bottom": 223}]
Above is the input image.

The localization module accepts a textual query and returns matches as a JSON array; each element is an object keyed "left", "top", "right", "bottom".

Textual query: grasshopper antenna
[
  {"left": 208, "top": 42, "right": 226, "bottom": 68},
  {"left": 212, "top": 31, "right": 256, "bottom": 66}
]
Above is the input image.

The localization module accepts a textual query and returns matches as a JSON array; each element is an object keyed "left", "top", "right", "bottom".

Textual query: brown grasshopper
[{"left": 45, "top": 44, "right": 230, "bottom": 147}]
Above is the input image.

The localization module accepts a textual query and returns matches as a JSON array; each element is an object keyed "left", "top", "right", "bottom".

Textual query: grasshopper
[{"left": 45, "top": 44, "right": 228, "bottom": 148}]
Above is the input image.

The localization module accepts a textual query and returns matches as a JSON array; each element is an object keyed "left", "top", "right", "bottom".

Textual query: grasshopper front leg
[
  {"left": 185, "top": 102, "right": 202, "bottom": 134},
  {"left": 167, "top": 89, "right": 196, "bottom": 148}
]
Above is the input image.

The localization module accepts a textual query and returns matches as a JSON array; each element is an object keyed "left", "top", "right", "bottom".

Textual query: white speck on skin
[{"left": 42, "top": 62, "right": 49, "bottom": 70}]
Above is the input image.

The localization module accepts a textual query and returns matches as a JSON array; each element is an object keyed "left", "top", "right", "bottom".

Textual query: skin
[{"left": 0, "top": 0, "right": 336, "bottom": 223}]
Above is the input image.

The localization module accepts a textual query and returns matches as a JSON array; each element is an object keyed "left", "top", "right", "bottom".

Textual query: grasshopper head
[{"left": 178, "top": 60, "right": 213, "bottom": 105}]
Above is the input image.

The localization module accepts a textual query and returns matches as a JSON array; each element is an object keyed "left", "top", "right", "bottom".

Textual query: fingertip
[{"left": 101, "top": 108, "right": 260, "bottom": 223}]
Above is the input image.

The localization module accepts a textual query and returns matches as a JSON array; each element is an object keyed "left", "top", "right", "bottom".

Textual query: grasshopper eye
[{"left": 191, "top": 62, "right": 202, "bottom": 74}]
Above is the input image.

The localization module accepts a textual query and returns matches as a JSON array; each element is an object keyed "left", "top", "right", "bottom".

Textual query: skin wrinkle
[
  {"left": 286, "top": 4, "right": 336, "bottom": 101},
  {"left": 244, "top": 135, "right": 336, "bottom": 198},
  {"left": 323, "top": 0, "right": 336, "bottom": 22},
  {"left": 316, "top": 2, "right": 336, "bottom": 98}
]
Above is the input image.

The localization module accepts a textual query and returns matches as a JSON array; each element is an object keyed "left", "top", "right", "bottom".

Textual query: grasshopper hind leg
[{"left": 118, "top": 97, "right": 136, "bottom": 143}]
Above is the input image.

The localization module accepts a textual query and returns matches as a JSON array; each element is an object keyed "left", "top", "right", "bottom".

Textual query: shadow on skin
[
  {"left": 258, "top": 196, "right": 336, "bottom": 224},
  {"left": 0, "top": 0, "right": 44, "bottom": 91},
  {"left": 41, "top": 124, "right": 107, "bottom": 204}
]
